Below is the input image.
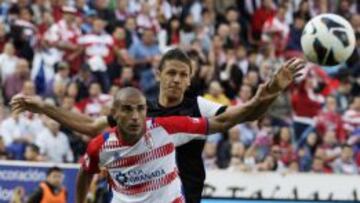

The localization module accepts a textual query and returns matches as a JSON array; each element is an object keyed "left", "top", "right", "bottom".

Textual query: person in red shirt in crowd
[
  {"left": 251, "top": 0, "right": 276, "bottom": 43},
  {"left": 76, "top": 82, "right": 112, "bottom": 118},
  {"left": 43, "top": 6, "right": 83, "bottom": 74},
  {"left": 291, "top": 69, "right": 324, "bottom": 141},
  {"left": 319, "top": 131, "right": 342, "bottom": 165},
  {"left": 261, "top": 4, "right": 290, "bottom": 57},
  {"left": 316, "top": 95, "right": 347, "bottom": 143},
  {"left": 311, "top": 156, "right": 332, "bottom": 173},
  {"left": 77, "top": 16, "right": 114, "bottom": 92},
  {"left": 276, "top": 126, "right": 295, "bottom": 166},
  {"left": 78, "top": 16, "right": 114, "bottom": 65},
  {"left": 343, "top": 96, "right": 360, "bottom": 134}
]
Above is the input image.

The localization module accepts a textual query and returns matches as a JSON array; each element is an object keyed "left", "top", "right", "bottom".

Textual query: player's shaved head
[
  {"left": 112, "top": 87, "right": 147, "bottom": 143},
  {"left": 114, "top": 87, "right": 146, "bottom": 106}
]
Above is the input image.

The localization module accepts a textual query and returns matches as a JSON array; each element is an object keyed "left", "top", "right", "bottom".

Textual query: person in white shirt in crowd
[
  {"left": 0, "top": 80, "right": 43, "bottom": 147},
  {"left": 331, "top": 144, "right": 358, "bottom": 175},
  {"left": 0, "top": 42, "right": 18, "bottom": 83},
  {"left": 36, "top": 116, "right": 74, "bottom": 163}
]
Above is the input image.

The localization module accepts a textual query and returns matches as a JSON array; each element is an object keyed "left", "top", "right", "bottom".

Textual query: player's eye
[
  {"left": 122, "top": 105, "right": 133, "bottom": 112},
  {"left": 180, "top": 72, "right": 188, "bottom": 77},
  {"left": 167, "top": 70, "right": 176, "bottom": 76},
  {"left": 138, "top": 105, "right": 145, "bottom": 111}
]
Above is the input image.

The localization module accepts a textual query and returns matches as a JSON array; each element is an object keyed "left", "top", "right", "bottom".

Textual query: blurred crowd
[{"left": 0, "top": 0, "right": 359, "bottom": 177}]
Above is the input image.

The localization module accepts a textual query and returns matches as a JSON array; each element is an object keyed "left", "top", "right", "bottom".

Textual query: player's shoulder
[{"left": 87, "top": 129, "right": 114, "bottom": 153}]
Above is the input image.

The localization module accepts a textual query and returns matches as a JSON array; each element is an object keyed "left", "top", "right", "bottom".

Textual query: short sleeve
[
  {"left": 81, "top": 135, "right": 104, "bottom": 174},
  {"left": 154, "top": 116, "right": 208, "bottom": 135},
  {"left": 154, "top": 116, "right": 208, "bottom": 146},
  {"left": 197, "top": 96, "right": 226, "bottom": 117}
]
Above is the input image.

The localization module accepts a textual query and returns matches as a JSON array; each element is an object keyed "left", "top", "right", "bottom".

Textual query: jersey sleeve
[
  {"left": 81, "top": 134, "right": 104, "bottom": 174},
  {"left": 154, "top": 116, "right": 208, "bottom": 146},
  {"left": 154, "top": 116, "right": 208, "bottom": 135},
  {"left": 197, "top": 96, "right": 227, "bottom": 117}
]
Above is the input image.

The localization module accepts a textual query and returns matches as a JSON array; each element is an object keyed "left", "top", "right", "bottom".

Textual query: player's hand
[
  {"left": 267, "top": 58, "right": 306, "bottom": 94},
  {"left": 10, "top": 94, "right": 44, "bottom": 114}
]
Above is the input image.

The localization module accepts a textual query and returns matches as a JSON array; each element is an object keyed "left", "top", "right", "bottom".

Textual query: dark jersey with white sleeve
[{"left": 107, "top": 96, "right": 226, "bottom": 203}]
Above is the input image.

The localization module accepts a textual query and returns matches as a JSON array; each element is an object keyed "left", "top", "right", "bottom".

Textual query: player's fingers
[
  {"left": 289, "top": 58, "right": 304, "bottom": 69},
  {"left": 293, "top": 73, "right": 303, "bottom": 79},
  {"left": 11, "top": 106, "right": 25, "bottom": 114},
  {"left": 10, "top": 97, "right": 23, "bottom": 105},
  {"left": 290, "top": 60, "right": 306, "bottom": 73},
  {"left": 284, "top": 58, "right": 297, "bottom": 68},
  {"left": 293, "top": 63, "right": 306, "bottom": 73},
  {"left": 10, "top": 99, "right": 24, "bottom": 108}
]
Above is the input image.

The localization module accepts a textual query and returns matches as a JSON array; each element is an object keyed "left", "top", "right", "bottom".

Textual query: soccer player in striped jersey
[{"left": 77, "top": 83, "right": 287, "bottom": 202}]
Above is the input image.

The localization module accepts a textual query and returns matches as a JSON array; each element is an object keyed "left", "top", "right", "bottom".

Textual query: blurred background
[{"left": 0, "top": 0, "right": 359, "bottom": 202}]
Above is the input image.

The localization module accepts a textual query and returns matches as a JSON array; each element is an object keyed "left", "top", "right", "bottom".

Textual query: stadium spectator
[
  {"left": 204, "top": 80, "right": 231, "bottom": 106},
  {"left": 3, "top": 59, "right": 30, "bottom": 102},
  {"left": 332, "top": 144, "right": 358, "bottom": 174},
  {"left": 316, "top": 95, "right": 347, "bottom": 143},
  {"left": 24, "top": 143, "right": 43, "bottom": 162},
  {"left": 0, "top": 42, "right": 18, "bottom": 83},
  {"left": 43, "top": 6, "right": 83, "bottom": 74},
  {"left": 35, "top": 117, "right": 74, "bottom": 163},
  {"left": 28, "top": 166, "right": 67, "bottom": 203},
  {"left": 343, "top": 96, "right": 360, "bottom": 134}
]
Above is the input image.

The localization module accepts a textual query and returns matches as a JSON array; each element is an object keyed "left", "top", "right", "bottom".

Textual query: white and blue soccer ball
[{"left": 301, "top": 13, "right": 356, "bottom": 66}]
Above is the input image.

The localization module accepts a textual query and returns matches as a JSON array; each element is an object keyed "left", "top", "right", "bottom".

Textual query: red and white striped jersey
[
  {"left": 44, "top": 19, "right": 81, "bottom": 46},
  {"left": 82, "top": 116, "right": 208, "bottom": 203},
  {"left": 77, "top": 33, "right": 114, "bottom": 64}
]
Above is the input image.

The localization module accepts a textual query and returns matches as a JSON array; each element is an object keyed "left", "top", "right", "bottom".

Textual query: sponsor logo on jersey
[{"left": 114, "top": 169, "right": 166, "bottom": 186}]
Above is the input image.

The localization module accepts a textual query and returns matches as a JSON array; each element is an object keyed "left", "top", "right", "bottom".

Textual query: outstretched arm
[
  {"left": 10, "top": 96, "right": 109, "bottom": 136},
  {"left": 208, "top": 58, "right": 306, "bottom": 133}
]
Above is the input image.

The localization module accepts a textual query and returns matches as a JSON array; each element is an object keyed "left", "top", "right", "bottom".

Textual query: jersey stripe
[{"left": 107, "top": 143, "right": 175, "bottom": 168}]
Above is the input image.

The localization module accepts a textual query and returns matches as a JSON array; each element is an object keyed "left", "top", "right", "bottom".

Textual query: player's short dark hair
[
  {"left": 158, "top": 48, "right": 192, "bottom": 73},
  {"left": 47, "top": 166, "right": 63, "bottom": 176}
]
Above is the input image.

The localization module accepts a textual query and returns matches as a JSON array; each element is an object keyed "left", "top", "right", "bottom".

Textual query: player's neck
[
  {"left": 122, "top": 133, "right": 142, "bottom": 146},
  {"left": 159, "top": 93, "right": 183, "bottom": 108},
  {"left": 118, "top": 128, "right": 143, "bottom": 146}
]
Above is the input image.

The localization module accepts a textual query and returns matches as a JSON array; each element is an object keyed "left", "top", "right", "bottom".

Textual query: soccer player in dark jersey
[{"left": 11, "top": 49, "right": 305, "bottom": 203}]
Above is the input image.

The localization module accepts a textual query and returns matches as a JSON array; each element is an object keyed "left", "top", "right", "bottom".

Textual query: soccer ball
[{"left": 301, "top": 13, "right": 356, "bottom": 66}]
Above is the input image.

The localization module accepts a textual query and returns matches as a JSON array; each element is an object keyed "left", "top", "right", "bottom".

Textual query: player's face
[
  {"left": 157, "top": 60, "right": 191, "bottom": 101},
  {"left": 115, "top": 95, "right": 147, "bottom": 141}
]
